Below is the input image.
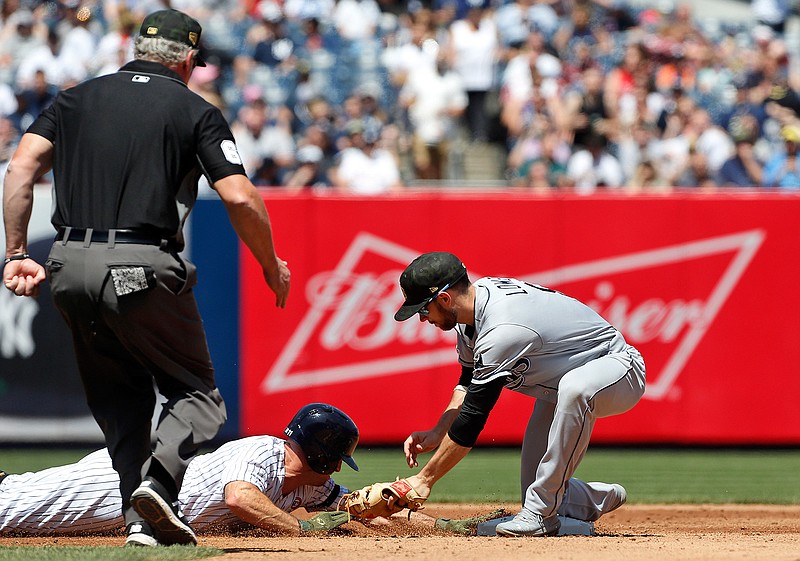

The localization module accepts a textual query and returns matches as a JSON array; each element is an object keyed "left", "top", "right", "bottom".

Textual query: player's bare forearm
[
  {"left": 214, "top": 175, "right": 291, "bottom": 307},
  {"left": 224, "top": 481, "right": 304, "bottom": 535},
  {"left": 435, "top": 388, "right": 466, "bottom": 434}
]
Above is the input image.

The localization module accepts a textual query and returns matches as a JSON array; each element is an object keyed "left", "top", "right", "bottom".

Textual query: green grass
[
  {"left": 2, "top": 449, "right": 94, "bottom": 473},
  {"left": 331, "top": 447, "right": 800, "bottom": 505},
  {"left": 0, "top": 546, "right": 222, "bottom": 561},
  {"left": 3, "top": 446, "right": 800, "bottom": 505}
]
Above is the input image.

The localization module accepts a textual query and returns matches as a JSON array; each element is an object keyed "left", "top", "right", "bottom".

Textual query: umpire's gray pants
[
  {"left": 520, "top": 344, "right": 646, "bottom": 519},
  {"left": 46, "top": 240, "right": 226, "bottom": 524}
]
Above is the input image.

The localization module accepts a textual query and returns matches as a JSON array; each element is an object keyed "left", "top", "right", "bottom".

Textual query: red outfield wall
[{"left": 239, "top": 191, "right": 800, "bottom": 445}]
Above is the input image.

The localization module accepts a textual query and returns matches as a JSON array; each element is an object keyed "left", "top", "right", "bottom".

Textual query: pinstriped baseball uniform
[
  {"left": 0, "top": 436, "right": 347, "bottom": 535},
  {"left": 0, "top": 449, "right": 123, "bottom": 535},
  {"left": 452, "top": 277, "right": 646, "bottom": 520},
  {"left": 180, "top": 436, "right": 345, "bottom": 530}
]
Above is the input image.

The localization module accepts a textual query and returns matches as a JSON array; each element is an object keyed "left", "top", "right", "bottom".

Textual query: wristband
[{"left": 3, "top": 253, "right": 30, "bottom": 265}]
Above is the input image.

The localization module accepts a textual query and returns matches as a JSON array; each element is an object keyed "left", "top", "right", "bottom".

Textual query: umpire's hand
[
  {"left": 3, "top": 257, "right": 46, "bottom": 297},
  {"left": 264, "top": 258, "right": 291, "bottom": 308}
]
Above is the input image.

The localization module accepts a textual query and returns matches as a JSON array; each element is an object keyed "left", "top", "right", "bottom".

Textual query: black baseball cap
[
  {"left": 139, "top": 9, "right": 206, "bottom": 66},
  {"left": 394, "top": 252, "right": 467, "bottom": 321}
]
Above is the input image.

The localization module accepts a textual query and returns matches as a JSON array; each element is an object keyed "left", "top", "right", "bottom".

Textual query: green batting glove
[
  {"left": 299, "top": 511, "right": 350, "bottom": 533},
  {"left": 434, "top": 509, "right": 508, "bottom": 536}
]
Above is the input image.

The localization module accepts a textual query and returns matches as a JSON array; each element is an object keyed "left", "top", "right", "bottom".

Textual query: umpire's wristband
[{"left": 3, "top": 253, "right": 30, "bottom": 265}]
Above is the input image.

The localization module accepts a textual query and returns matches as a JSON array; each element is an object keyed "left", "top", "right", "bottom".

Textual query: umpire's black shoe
[
  {"left": 125, "top": 520, "right": 159, "bottom": 547},
  {"left": 131, "top": 477, "right": 197, "bottom": 546}
]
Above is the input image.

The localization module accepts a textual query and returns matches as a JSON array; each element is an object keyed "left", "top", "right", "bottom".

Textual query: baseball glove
[
  {"left": 339, "top": 478, "right": 427, "bottom": 520},
  {"left": 434, "top": 508, "right": 510, "bottom": 535}
]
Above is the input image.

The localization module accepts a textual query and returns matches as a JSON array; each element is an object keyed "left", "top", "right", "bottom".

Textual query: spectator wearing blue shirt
[
  {"left": 717, "top": 113, "right": 764, "bottom": 187},
  {"left": 763, "top": 125, "right": 800, "bottom": 189}
]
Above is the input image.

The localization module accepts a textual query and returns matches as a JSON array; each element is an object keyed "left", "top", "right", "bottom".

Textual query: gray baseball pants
[
  {"left": 46, "top": 238, "right": 226, "bottom": 524},
  {"left": 520, "top": 344, "right": 646, "bottom": 520}
]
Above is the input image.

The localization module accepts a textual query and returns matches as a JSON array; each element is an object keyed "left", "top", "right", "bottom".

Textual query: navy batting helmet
[{"left": 284, "top": 403, "right": 359, "bottom": 475}]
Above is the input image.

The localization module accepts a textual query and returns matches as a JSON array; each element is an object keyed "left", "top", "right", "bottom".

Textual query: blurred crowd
[{"left": 2, "top": 0, "right": 800, "bottom": 193}]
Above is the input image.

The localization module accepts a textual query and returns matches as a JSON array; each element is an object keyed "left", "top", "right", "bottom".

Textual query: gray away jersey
[{"left": 456, "top": 277, "right": 628, "bottom": 401}]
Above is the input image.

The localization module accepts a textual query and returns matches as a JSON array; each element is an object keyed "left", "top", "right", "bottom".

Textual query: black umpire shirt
[{"left": 27, "top": 59, "right": 247, "bottom": 243}]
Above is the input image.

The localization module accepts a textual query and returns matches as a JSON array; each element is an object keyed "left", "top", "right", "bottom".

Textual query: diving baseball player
[
  {"left": 394, "top": 252, "right": 646, "bottom": 536},
  {"left": 0, "top": 404, "right": 358, "bottom": 545}
]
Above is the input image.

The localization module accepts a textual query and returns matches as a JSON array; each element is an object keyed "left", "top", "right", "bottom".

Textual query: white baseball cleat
[
  {"left": 606, "top": 483, "right": 628, "bottom": 514},
  {"left": 125, "top": 521, "right": 159, "bottom": 547},
  {"left": 495, "top": 510, "right": 561, "bottom": 537}
]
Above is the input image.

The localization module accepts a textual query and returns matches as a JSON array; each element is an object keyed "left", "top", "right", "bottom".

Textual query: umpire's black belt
[{"left": 56, "top": 227, "right": 172, "bottom": 247}]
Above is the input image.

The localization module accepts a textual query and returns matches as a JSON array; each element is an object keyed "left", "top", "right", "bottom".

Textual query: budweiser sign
[{"left": 259, "top": 229, "right": 765, "bottom": 401}]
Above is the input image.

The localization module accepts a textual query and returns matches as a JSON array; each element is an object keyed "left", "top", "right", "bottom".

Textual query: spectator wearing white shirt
[
  {"left": 284, "top": 0, "right": 335, "bottom": 23},
  {"left": 58, "top": 3, "right": 101, "bottom": 75},
  {"left": 686, "top": 107, "right": 735, "bottom": 176},
  {"left": 751, "top": 0, "right": 792, "bottom": 34},
  {"left": 566, "top": 131, "right": 625, "bottom": 194},
  {"left": 94, "top": 9, "right": 138, "bottom": 76},
  {"left": 330, "top": 123, "right": 402, "bottom": 194},
  {"left": 0, "top": 10, "right": 45, "bottom": 85},
  {"left": 494, "top": 0, "right": 559, "bottom": 50},
  {"left": 443, "top": 0, "right": 499, "bottom": 142},
  {"left": 230, "top": 96, "right": 296, "bottom": 182},
  {"left": 15, "top": 28, "right": 86, "bottom": 90},
  {"left": 382, "top": 13, "right": 438, "bottom": 89},
  {"left": 0, "top": 81, "right": 17, "bottom": 119},
  {"left": 399, "top": 57, "right": 467, "bottom": 180},
  {"left": 333, "top": 0, "right": 381, "bottom": 41}
]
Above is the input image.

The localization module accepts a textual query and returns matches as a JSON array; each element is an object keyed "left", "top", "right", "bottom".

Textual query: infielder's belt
[{"left": 56, "top": 227, "right": 172, "bottom": 247}]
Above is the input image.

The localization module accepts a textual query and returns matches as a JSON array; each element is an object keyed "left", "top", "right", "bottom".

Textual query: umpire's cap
[
  {"left": 285, "top": 403, "right": 359, "bottom": 474},
  {"left": 139, "top": 9, "right": 206, "bottom": 66},
  {"left": 394, "top": 252, "right": 468, "bottom": 321}
]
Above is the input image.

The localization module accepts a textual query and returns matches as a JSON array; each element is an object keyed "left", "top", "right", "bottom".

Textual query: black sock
[{"left": 146, "top": 460, "right": 179, "bottom": 501}]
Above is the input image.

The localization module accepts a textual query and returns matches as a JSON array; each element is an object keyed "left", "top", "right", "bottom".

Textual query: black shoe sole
[{"left": 131, "top": 486, "right": 197, "bottom": 546}]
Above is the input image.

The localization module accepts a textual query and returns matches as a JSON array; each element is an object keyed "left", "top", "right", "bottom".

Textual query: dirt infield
[{"left": 2, "top": 504, "right": 799, "bottom": 560}]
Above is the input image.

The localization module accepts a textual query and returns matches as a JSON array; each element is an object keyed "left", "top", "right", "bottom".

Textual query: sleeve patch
[{"left": 220, "top": 139, "right": 242, "bottom": 165}]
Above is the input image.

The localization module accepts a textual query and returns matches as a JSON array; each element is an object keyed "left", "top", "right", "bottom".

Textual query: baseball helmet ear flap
[{"left": 284, "top": 403, "right": 359, "bottom": 475}]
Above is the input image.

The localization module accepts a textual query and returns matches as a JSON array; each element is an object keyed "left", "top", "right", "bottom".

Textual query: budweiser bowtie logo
[{"left": 261, "top": 230, "right": 765, "bottom": 401}]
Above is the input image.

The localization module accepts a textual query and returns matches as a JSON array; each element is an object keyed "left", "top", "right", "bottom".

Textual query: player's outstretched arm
[
  {"left": 404, "top": 387, "right": 466, "bottom": 468},
  {"left": 224, "top": 481, "right": 346, "bottom": 534},
  {"left": 406, "top": 434, "right": 471, "bottom": 499}
]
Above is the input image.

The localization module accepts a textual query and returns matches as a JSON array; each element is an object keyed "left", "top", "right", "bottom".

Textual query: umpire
[{"left": 2, "top": 9, "right": 291, "bottom": 547}]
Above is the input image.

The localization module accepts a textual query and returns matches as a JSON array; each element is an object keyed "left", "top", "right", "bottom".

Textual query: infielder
[
  {"left": 393, "top": 252, "right": 646, "bottom": 536},
  {"left": 0, "top": 404, "right": 357, "bottom": 545}
]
